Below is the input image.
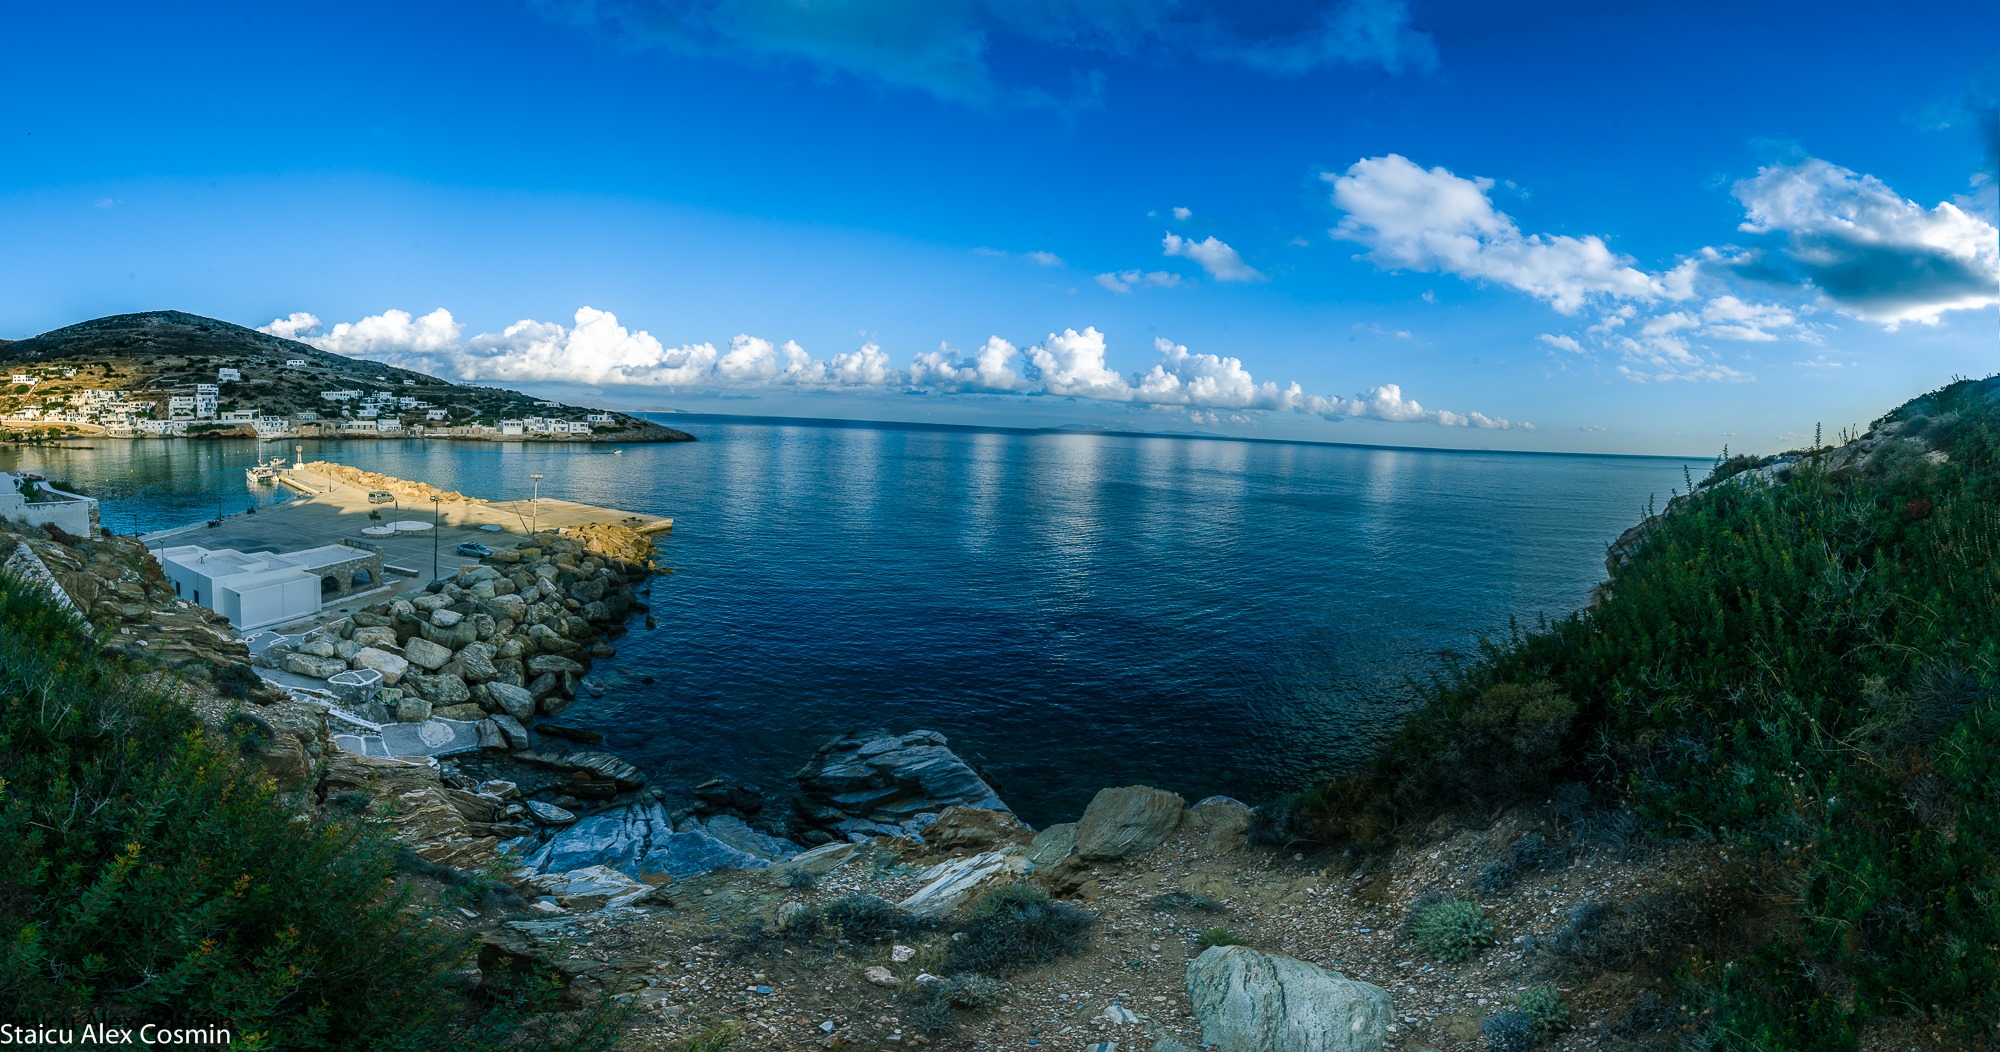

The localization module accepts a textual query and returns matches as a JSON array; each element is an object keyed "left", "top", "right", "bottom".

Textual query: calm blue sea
[{"left": 1, "top": 422, "right": 1697, "bottom": 824}]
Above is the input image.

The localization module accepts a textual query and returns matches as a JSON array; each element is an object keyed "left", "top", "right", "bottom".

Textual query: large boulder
[
  {"left": 1074, "top": 785, "right": 1186, "bottom": 861},
  {"left": 350, "top": 646, "right": 410, "bottom": 686},
  {"left": 897, "top": 849, "right": 1030, "bottom": 918},
  {"left": 402, "top": 636, "right": 453, "bottom": 671},
  {"left": 452, "top": 642, "right": 500, "bottom": 683},
  {"left": 922, "top": 806, "right": 1034, "bottom": 853},
  {"left": 793, "top": 729, "right": 1009, "bottom": 840},
  {"left": 282, "top": 653, "right": 348, "bottom": 679},
  {"left": 350, "top": 625, "right": 399, "bottom": 650},
  {"left": 411, "top": 672, "right": 471, "bottom": 707},
  {"left": 527, "top": 653, "right": 585, "bottom": 676},
  {"left": 1185, "top": 946, "right": 1392, "bottom": 1052},
  {"left": 1181, "top": 795, "right": 1254, "bottom": 855},
  {"left": 485, "top": 681, "right": 537, "bottom": 722}
]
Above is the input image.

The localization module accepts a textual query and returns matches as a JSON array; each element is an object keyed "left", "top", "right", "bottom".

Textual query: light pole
[
  {"left": 430, "top": 495, "right": 442, "bottom": 580},
  {"left": 529, "top": 473, "right": 545, "bottom": 536}
]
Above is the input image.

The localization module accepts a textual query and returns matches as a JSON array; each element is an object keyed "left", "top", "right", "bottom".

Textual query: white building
[
  {"left": 0, "top": 473, "right": 97, "bottom": 536},
  {"left": 153, "top": 543, "right": 380, "bottom": 631},
  {"left": 220, "top": 409, "right": 257, "bottom": 423},
  {"left": 252, "top": 418, "right": 290, "bottom": 436},
  {"left": 499, "top": 419, "right": 525, "bottom": 436},
  {"left": 194, "top": 395, "right": 218, "bottom": 419},
  {"left": 137, "top": 420, "right": 187, "bottom": 436},
  {"left": 586, "top": 413, "right": 613, "bottom": 424},
  {"left": 284, "top": 359, "right": 307, "bottom": 368},
  {"left": 10, "top": 374, "right": 36, "bottom": 385},
  {"left": 217, "top": 367, "right": 241, "bottom": 382},
  {"left": 168, "top": 396, "right": 196, "bottom": 419},
  {"left": 320, "top": 389, "right": 361, "bottom": 402},
  {"left": 195, "top": 383, "right": 219, "bottom": 396},
  {"left": 425, "top": 408, "right": 448, "bottom": 420}
]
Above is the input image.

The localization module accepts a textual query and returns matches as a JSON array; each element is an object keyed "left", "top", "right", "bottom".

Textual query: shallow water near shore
[{"left": 4, "top": 424, "right": 1698, "bottom": 825}]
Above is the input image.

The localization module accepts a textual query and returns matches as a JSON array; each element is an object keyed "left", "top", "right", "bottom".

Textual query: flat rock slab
[
  {"left": 333, "top": 717, "right": 484, "bottom": 760},
  {"left": 510, "top": 801, "right": 798, "bottom": 880}
]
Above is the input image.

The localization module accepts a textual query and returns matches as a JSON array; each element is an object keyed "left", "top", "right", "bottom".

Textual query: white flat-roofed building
[
  {"left": 217, "top": 367, "right": 241, "bottom": 382},
  {"left": 499, "top": 419, "right": 525, "bottom": 436},
  {"left": 195, "top": 383, "right": 219, "bottom": 396},
  {"left": 220, "top": 409, "right": 257, "bottom": 422},
  {"left": 0, "top": 472, "right": 97, "bottom": 536},
  {"left": 285, "top": 359, "right": 307, "bottom": 368},
  {"left": 153, "top": 543, "right": 382, "bottom": 630},
  {"left": 425, "top": 408, "right": 448, "bottom": 420},
  {"left": 10, "top": 374, "right": 36, "bottom": 385},
  {"left": 586, "top": 413, "right": 612, "bottom": 424}
]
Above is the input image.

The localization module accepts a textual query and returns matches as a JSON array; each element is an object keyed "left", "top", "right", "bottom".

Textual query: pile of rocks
[
  {"left": 301, "top": 460, "right": 484, "bottom": 505},
  {"left": 259, "top": 531, "right": 650, "bottom": 749}
]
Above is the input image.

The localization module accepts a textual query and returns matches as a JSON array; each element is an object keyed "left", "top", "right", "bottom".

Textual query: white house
[
  {"left": 194, "top": 395, "right": 218, "bottom": 419},
  {"left": 377, "top": 417, "right": 404, "bottom": 433},
  {"left": 425, "top": 408, "right": 448, "bottom": 420},
  {"left": 252, "top": 418, "right": 290, "bottom": 435},
  {"left": 320, "top": 389, "right": 361, "bottom": 402},
  {"left": 10, "top": 374, "right": 36, "bottom": 385},
  {"left": 499, "top": 419, "right": 525, "bottom": 436},
  {"left": 220, "top": 409, "right": 257, "bottom": 423},
  {"left": 153, "top": 543, "right": 380, "bottom": 631},
  {"left": 284, "top": 359, "right": 307, "bottom": 368},
  {"left": 0, "top": 473, "right": 97, "bottom": 536},
  {"left": 168, "top": 396, "right": 196, "bottom": 419},
  {"left": 217, "top": 367, "right": 241, "bottom": 382},
  {"left": 137, "top": 420, "right": 187, "bottom": 436},
  {"left": 586, "top": 413, "right": 613, "bottom": 424},
  {"left": 195, "top": 383, "right": 219, "bottom": 396}
]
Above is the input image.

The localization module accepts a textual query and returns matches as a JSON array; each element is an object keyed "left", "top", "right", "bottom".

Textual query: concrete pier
[{"left": 142, "top": 462, "right": 671, "bottom": 590}]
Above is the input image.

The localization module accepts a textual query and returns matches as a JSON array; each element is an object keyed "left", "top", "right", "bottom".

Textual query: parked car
[
  {"left": 455, "top": 541, "right": 495, "bottom": 557},
  {"left": 366, "top": 490, "right": 394, "bottom": 504}
]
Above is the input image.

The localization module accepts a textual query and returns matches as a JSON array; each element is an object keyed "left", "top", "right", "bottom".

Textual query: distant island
[{"left": 0, "top": 311, "right": 695, "bottom": 444}]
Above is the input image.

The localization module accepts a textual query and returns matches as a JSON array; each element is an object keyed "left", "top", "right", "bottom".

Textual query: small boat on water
[{"left": 244, "top": 456, "right": 286, "bottom": 484}]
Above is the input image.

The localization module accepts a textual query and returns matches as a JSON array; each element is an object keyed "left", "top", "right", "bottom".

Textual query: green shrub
[
  {"left": 1196, "top": 927, "right": 1246, "bottom": 950},
  {"left": 816, "top": 895, "right": 926, "bottom": 943},
  {"left": 942, "top": 884, "right": 1095, "bottom": 976},
  {"left": 1481, "top": 1009, "right": 1533, "bottom": 1052},
  {"left": 1517, "top": 985, "right": 1569, "bottom": 1039},
  {"left": 1410, "top": 898, "right": 1493, "bottom": 962},
  {"left": 0, "top": 574, "right": 619, "bottom": 1050},
  {"left": 1150, "top": 890, "right": 1225, "bottom": 913}
]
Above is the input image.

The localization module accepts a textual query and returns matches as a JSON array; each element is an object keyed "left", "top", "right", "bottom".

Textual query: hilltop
[{"left": 0, "top": 311, "right": 694, "bottom": 443}]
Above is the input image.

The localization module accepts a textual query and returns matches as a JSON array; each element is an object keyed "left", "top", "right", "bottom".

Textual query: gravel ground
[{"left": 507, "top": 802, "right": 1724, "bottom": 1052}]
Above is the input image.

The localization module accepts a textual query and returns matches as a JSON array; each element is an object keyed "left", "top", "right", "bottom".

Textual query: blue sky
[{"left": 2, "top": 1, "right": 1996, "bottom": 454}]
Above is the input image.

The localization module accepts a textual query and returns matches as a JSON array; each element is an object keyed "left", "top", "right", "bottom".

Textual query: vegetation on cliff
[
  {"left": 0, "top": 577, "right": 621, "bottom": 1050},
  {"left": 1288, "top": 376, "right": 2000, "bottom": 1049}
]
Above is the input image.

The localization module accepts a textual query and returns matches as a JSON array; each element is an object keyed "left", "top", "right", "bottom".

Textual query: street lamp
[
  {"left": 528, "top": 473, "right": 545, "bottom": 535},
  {"left": 430, "top": 495, "right": 443, "bottom": 580}
]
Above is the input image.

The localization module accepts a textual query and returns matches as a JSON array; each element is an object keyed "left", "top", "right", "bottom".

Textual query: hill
[{"left": 0, "top": 311, "right": 694, "bottom": 443}]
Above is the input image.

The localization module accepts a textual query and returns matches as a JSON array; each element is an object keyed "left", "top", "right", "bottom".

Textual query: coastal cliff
[{"left": 7, "top": 375, "right": 2000, "bottom": 1051}]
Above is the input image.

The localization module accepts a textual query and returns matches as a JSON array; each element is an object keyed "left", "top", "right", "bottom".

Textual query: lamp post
[
  {"left": 529, "top": 473, "right": 545, "bottom": 536},
  {"left": 430, "top": 495, "right": 443, "bottom": 580}
]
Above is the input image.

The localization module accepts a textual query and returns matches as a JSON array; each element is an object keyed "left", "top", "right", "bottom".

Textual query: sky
[{"left": 2, "top": 0, "right": 1996, "bottom": 455}]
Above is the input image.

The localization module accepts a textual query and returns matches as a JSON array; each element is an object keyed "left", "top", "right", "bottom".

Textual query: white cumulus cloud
[
  {"left": 1096, "top": 270, "right": 1182, "bottom": 293},
  {"left": 1162, "top": 232, "right": 1265, "bottom": 282},
  {"left": 264, "top": 307, "right": 1526, "bottom": 431}
]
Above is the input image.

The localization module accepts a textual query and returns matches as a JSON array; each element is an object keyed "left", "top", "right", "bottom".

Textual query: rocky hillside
[{"left": 0, "top": 310, "right": 693, "bottom": 442}]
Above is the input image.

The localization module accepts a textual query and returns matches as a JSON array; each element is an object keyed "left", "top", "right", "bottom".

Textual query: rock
[
  {"left": 526, "top": 800, "right": 577, "bottom": 825},
  {"left": 491, "top": 713, "right": 532, "bottom": 750},
  {"left": 412, "top": 672, "right": 471, "bottom": 707},
  {"left": 433, "top": 703, "right": 486, "bottom": 721},
  {"left": 897, "top": 849, "right": 1031, "bottom": 918},
  {"left": 1075, "top": 785, "right": 1185, "bottom": 861},
  {"left": 486, "top": 594, "right": 528, "bottom": 623},
  {"left": 1185, "top": 946, "right": 1392, "bottom": 1052},
  {"left": 531, "top": 864, "right": 653, "bottom": 910},
  {"left": 892, "top": 944, "right": 916, "bottom": 963},
  {"left": 402, "top": 636, "right": 453, "bottom": 671},
  {"left": 447, "top": 789, "right": 507, "bottom": 824},
  {"left": 1181, "top": 796, "right": 1253, "bottom": 855},
  {"left": 1025, "top": 822, "right": 1078, "bottom": 867},
  {"left": 348, "top": 646, "right": 409, "bottom": 686},
  {"left": 485, "top": 681, "right": 537, "bottom": 721},
  {"left": 538, "top": 692, "right": 573, "bottom": 717},
  {"left": 299, "top": 637, "right": 339, "bottom": 659},
  {"left": 794, "top": 729, "right": 1009, "bottom": 840},
  {"left": 922, "top": 806, "right": 1034, "bottom": 853},
  {"left": 419, "top": 619, "right": 478, "bottom": 650},
  {"left": 528, "top": 653, "right": 586, "bottom": 676},
  {"left": 786, "top": 840, "right": 862, "bottom": 876},
  {"left": 477, "top": 719, "right": 506, "bottom": 750},
  {"left": 696, "top": 815, "right": 801, "bottom": 861},
  {"left": 282, "top": 653, "right": 348, "bottom": 679},
  {"left": 513, "top": 801, "right": 783, "bottom": 880},
  {"left": 321, "top": 750, "right": 496, "bottom": 870},
  {"left": 334, "top": 638, "right": 362, "bottom": 661},
  {"left": 693, "top": 777, "right": 765, "bottom": 817},
  {"left": 327, "top": 667, "right": 384, "bottom": 707},
  {"left": 431, "top": 608, "right": 465, "bottom": 628},
  {"left": 518, "top": 749, "right": 647, "bottom": 791},
  {"left": 350, "top": 625, "right": 399, "bottom": 649},
  {"left": 452, "top": 642, "right": 500, "bottom": 683},
  {"left": 480, "top": 779, "right": 521, "bottom": 799},
  {"left": 528, "top": 672, "right": 561, "bottom": 699},
  {"left": 410, "top": 592, "right": 452, "bottom": 613},
  {"left": 862, "top": 966, "right": 901, "bottom": 988},
  {"left": 396, "top": 696, "right": 434, "bottom": 723}
]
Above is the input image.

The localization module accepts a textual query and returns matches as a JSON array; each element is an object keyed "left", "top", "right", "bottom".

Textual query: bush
[
  {"left": 803, "top": 895, "right": 926, "bottom": 944},
  {"left": 1518, "top": 985, "right": 1570, "bottom": 1039},
  {"left": 1196, "top": 927, "right": 1246, "bottom": 950},
  {"left": 0, "top": 574, "right": 620, "bottom": 1050},
  {"left": 783, "top": 867, "right": 819, "bottom": 892},
  {"left": 1410, "top": 898, "right": 1494, "bottom": 963},
  {"left": 942, "top": 884, "right": 1095, "bottom": 977}
]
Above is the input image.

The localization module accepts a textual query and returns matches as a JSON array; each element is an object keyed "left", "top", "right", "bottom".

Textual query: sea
[{"left": 1, "top": 421, "right": 1699, "bottom": 826}]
